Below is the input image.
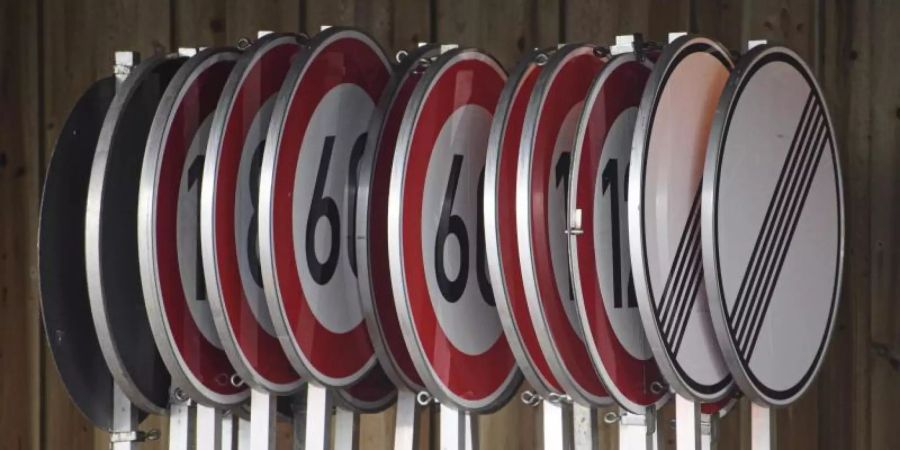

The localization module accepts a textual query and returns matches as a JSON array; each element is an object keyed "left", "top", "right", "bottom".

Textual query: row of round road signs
[{"left": 39, "top": 28, "right": 843, "bottom": 430}]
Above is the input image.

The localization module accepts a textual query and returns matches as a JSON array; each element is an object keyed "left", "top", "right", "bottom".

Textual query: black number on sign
[
  {"left": 306, "top": 136, "right": 341, "bottom": 285},
  {"left": 555, "top": 152, "right": 574, "bottom": 302},
  {"left": 435, "top": 154, "right": 470, "bottom": 303},
  {"left": 601, "top": 158, "right": 637, "bottom": 308},
  {"left": 475, "top": 169, "right": 494, "bottom": 306},
  {"left": 346, "top": 133, "right": 367, "bottom": 277},
  {"left": 188, "top": 154, "right": 207, "bottom": 301},
  {"left": 247, "top": 141, "right": 264, "bottom": 288}
]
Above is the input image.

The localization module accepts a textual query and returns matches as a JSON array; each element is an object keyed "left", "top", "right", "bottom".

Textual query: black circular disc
[
  {"left": 39, "top": 77, "right": 144, "bottom": 429},
  {"left": 85, "top": 54, "right": 186, "bottom": 414}
]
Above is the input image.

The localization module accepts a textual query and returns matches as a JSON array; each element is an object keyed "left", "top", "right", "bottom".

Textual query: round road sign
[
  {"left": 568, "top": 50, "right": 670, "bottom": 413},
  {"left": 355, "top": 44, "right": 440, "bottom": 393},
  {"left": 517, "top": 43, "right": 611, "bottom": 406},
  {"left": 484, "top": 48, "right": 563, "bottom": 397},
  {"left": 259, "top": 27, "right": 390, "bottom": 387},
  {"left": 628, "top": 35, "right": 734, "bottom": 402},
  {"left": 86, "top": 54, "right": 185, "bottom": 414},
  {"left": 201, "top": 33, "right": 304, "bottom": 394},
  {"left": 702, "top": 45, "right": 844, "bottom": 407},
  {"left": 389, "top": 47, "right": 521, "bottom": 412},
  {"left": 139, "top": 47, "right": 249, "bottom": 408},
  {"left": 39, "top": 77, "right": 125, "bottom": 429}
]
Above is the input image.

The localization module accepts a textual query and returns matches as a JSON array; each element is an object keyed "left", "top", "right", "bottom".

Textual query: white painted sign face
[
  {"left": 389, "top": 49, "right": 519, "bottom": 412},
  {"left": 569, "top": 52, "right": 671, "bottom": 413},
  {"left": 260, "top": 28, "right": 390, "bottom": 387},
  {"left": 202, "top": 34, "right": 304, "bottom": 394},
  {"left": 628, "top": 36, "right": 734, "bottom": 402},
  {"left": 517, "top": 45, "right": 610, "bottom": 406},
  {"left": 703, "top": 45, "right": 843, "bottom": 407}
]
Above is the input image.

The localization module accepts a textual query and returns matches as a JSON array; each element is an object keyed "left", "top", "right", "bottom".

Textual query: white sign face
[
  {"left": 234, "top": 96, "right": 277, "bottom": 336},
  {"left": 291, "top": 84, "right": 373, "bottom": 334},
  {"left": 594, "top": 108, "right": 649, "bottom": 359},
  {"left": 703, "top": 46, "right": 843, "bottom": 406},
  {"left": 547, "top": 103, "right": 585, "bottom": 340},
  {"left": 177, "top": 114, "right": 223, "bottom": 348},
  {"left": 421, "top": 104, "right": 502, "bottom": 355},
  {"left": 629, "top": 37, "right": 734, "bottom": 401}
]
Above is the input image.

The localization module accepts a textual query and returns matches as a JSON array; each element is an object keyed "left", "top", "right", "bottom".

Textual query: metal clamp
[
  {"left": 520, "top": 390, "right": 543, "bottom": 407},
  {"left": 566, "top": 209, "right": 584, "bottom": 235}
]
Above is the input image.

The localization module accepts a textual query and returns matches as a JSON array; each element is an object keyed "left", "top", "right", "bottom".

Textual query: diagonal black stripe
[
  {"left": 657, "top": 188, "right": 702, "bottom": 332},
  {"left": 670, "top": 230, "right": 704, "bottom": 355},
  {"left": 660, "top": 189, "right": 702, "bottom": 342},
  {"left": 737, "top": 109, "right": 825, "bottom": 353},
  {"left": 735, "top": 106, "right": 823, "bottom": 349},
  {"left": 728, "top": 93, "right": 816, "bottom": 335},
  {"left": 665, "top": 204, "right": 701, "bottom": 347},
  {"left": 742, "top": 123, "right": 830, "bottom": 360}
]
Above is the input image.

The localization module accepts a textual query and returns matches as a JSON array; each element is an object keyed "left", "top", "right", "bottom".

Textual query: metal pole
[
  {"left": 168, "top": 395, "right": 192, "bottom": 450},
  {"left": 250, "top": 389, "right": 277, "bottom": 450},
  {"left": 751, "top": 403, "right": 775, "bottom": 450},
  {"left": 675, "top": 395, "right": 700, "bottom": 450},
  {"left": 571, "top": 403, "right": 595, "bottom": 450},
  {"left": 333, "top": 407, "right": 358, "bottom": 450},
  {"left": 541, "top": 399, "right": 567, "bottom": 450},
  {"left": 305, "top": 384, "right": 334, "bottom": 450},
  {"left": 109, "top": 384, "right": 139, "bottom": 450},
  {"left": 700, "top": 414, "right": 718, "bottom": 450},
  {"left": 196, "top": 404, "right": 223, "bottom": 450},
  {"left": 221, "top": 412, "right": 234, "bottom": 450},
  {"left": 439, "top": 403, "right": 478, "bottom": 450},
  {"left": 394, "top": 390, "right": 419, "bottom": 450},
  {"left": 238, "top": 416, "right": 251, "bottom": 450},
  {"left": 618, "top": 407, "right": 660, "bottom": 450}
]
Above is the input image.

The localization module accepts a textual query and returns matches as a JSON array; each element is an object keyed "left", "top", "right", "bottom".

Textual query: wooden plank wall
[{"left": 0, "top": 0, "right": 896, "bottom": 449}]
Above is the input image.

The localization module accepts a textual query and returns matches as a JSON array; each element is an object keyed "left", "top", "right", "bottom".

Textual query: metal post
[
  {"left": 439, "top": 404, "right": 477, "bottom": 450},
  {"left": 334, "top": 407, "right": 359, "bottom": 450},
  {"left": 196, "top": 404, "right": 223, "bottom": 450},
  {"left": 751, "top": 403, "right": 775, "bottom": 450},
  {"left": 168, "top": 395, "right": 192, "bottom": 450},
  {"left": 110, "top": 384, "right": 139, "bottom": 450},
  {"left": 238, "top": 416, "right": 251, "bottom": 450},
  {"left": 250, "top": 389, "right": 277, "bottom": 450},
  {"left": 541, "top": 399, "right": 567, "bottom": 450},
  {"left": 571, "top": 403, "right": 596, "bottom": 450},
  {"left": 675, "top": 395, "right": 700, "bottom": 450},
  {"left": 618, "top": 407, "right": 660, "bottom": 450},
  {"left": 394, "top": 390, "right": 419, "bottom": 450},
  {"left": 305, "top": 384, "right": 334, "bottom": 450},
  {"left": 700, "top": 414, "right": 719, "bottom": 450},
  {"left": 221, "top": 412, "right": 234, "bottom": 450},
  {"left": 292, "top": 393, "right": 307, "bottom": 450}
]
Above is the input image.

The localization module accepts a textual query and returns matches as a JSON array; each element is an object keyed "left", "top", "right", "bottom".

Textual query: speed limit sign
[
  {"left": 259, "top": 27, "right": 391, "bottom": 387},
  {"left": 484, "top": 48, "right": 563, "bottom": 397},
  {"left": 389, "top": 47, "right": 520, "bottom": 412},
  {"left": 138, "top": 47, "right": 249, "bottom": 408},
  {"left": 201, "top": 33, "right": 304, "bottom": 394},
  {"left": 517, "top": 43, "right": 611, "bottom": 406},
  {"left": 567, "top": 49, "right": 669, "bottom": 413},
  {"left": 355, "top": 44, "right": 440, "bottom": 393}
]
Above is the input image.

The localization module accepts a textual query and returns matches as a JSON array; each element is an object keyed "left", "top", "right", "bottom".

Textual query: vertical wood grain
[
  {"left": 563, "top": 0, "right": 650, "bottom": 45},
  {"left": 174, "top": 0, "right": 228, "bottom": 47},
  {"left": 225, "top": 0, "right": 303, "bottom": 44},
  {"left": 0, "top": 1, "right": 41, "bottom": 450}
]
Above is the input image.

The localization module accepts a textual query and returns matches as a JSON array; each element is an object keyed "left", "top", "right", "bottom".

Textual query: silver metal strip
[
  {"left": 334, "top": 407, "right": 359, "bottom": 450},
  {"left": 168, "top": 400, "right": 192, "bottom": 450},
  {"left": 238, "top": 416, "right": 251, "bottom": 450},
  {"left": 439, "top": 404, "right": 478, "bottom": 450},
  {"left": 619, "top": 407, "right": 660, "bottom": 450},
  {"left": 541, "top": 400, "right": 567, "bottom": 450},
  {"left": 250, "top": 389, "right": 276, "bottom": 450},
  {"left": 196, "top": 404, "right": 223, "bottom": 450},
  {"left": 751, "top": 403, "right": 775, "bottom": 450},
  {"left": 221, "top": 412, "right": 234, "bottom": 450},
  {"left": 675, "top": 395, "right": 700, "bottom": 450},
  {"left": 305, "top": 384, "right": 334, "bottom": 450},
  {"left": 571, "top": 403, "right": 596, "bottom": 450},
  {"left": 394, "top": 390, "right": 419, "bottom": 450},
  {"left": 110, "top": 384, "right": 138, "bottom": 450}
]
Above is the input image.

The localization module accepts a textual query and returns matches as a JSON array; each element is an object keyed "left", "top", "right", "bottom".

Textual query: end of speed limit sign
[
  {"left": 628, "top": 35, "right": 734, "bottom": 402},
  {"left": 202, "top": 33, "right": 304, "bottom": 394},
  {"left": 388, "top": 47, "right": 521, "bottom": 412},
  {"left": 567, "top": 50, "right": 670, "bottom": 413},
  {"left": 517, "top": 43, "right": 611, "bottom": 407},
  {"left": 138, "top": 47, "right": 249, "bottom": 408},
  {"left": 259, "top": 27, "right": 391, "bottom": 387}
]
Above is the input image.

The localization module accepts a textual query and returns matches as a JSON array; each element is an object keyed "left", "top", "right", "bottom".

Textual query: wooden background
[{"left": 0, "top": 0, "right": 896, "bottom": 448}]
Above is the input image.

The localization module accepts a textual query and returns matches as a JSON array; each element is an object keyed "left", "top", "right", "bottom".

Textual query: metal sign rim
[
  {"left": 627, "top": 34, "right": 735, "bottom": 402},
  {"left": 201, "top": 32, "right": 306, "bottom": 394},
  {"left": 567, "top": 51, "right": 672, "bottom": 414},
  {"left": 516, "top": 42, "right": 613, "bottom": 407},
  {"left": 355, "top": 43, "right": 440, "bottom": 393},
  {"left": 701, "top": 44, "right": 845, "bottom": 407},
  {"left": 259, "top": 26, "right": 389, "bottom": 387},
  {"left": 85, "top": 54, "right": 185, "bottom": 415},
  {"left": 388, "top": 47, "right": 522, "bottom": 413},
  {"left": 138, "top": 47, "right": 250, "bottom": 408}
]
